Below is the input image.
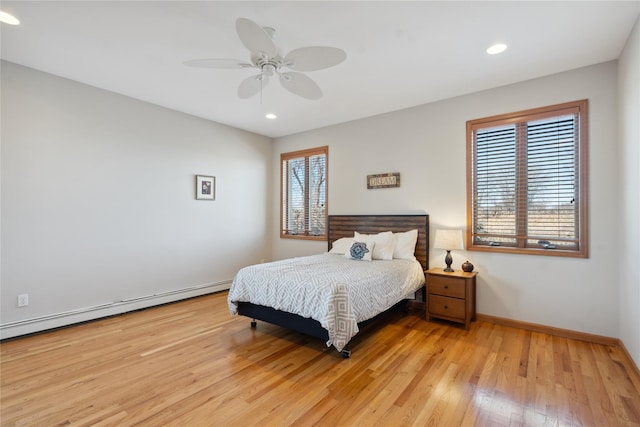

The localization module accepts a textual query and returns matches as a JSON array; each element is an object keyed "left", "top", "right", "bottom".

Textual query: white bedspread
[{"left": 227, "top": 253, "right": 425, "bottom": 352}]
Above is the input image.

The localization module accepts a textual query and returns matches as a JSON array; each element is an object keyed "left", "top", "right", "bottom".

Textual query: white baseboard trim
[{"left": 0, "top": 280, "right": 232, "bottom": 340}]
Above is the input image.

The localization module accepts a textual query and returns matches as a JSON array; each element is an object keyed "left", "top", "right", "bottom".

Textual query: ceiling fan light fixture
[
  {"left": 486, "top": 43, "right": 507, "bottom": 55},
  {"left": 262, "top": 64, "right": 276, "bottom": 76}
]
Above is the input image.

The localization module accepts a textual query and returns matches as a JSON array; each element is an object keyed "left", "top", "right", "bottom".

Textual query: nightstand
[{"left": 425, "top": 268, "right": 477, "bottom": 330}]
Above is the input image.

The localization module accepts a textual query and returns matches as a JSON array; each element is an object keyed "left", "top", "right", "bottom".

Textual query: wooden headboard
[{"left": 327, "top": 214, "right": 429, "bottom": 271}]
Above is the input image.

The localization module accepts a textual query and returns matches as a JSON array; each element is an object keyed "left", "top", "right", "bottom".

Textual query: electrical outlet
[{"left": 17, "top": 294, "right": 29, "bottom": 307}]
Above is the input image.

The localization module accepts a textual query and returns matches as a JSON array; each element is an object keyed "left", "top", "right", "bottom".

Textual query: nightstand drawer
[
  {"left": 428, "top": 275, "right": 465, "bottom": 298},
  {"left": 428, "top": 295, "right": 465, "bottom": 319}
]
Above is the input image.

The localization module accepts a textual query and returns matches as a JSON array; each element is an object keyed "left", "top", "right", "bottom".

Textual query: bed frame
[{"left": 236, "top": 213, "right": 429, "bottom": 358}]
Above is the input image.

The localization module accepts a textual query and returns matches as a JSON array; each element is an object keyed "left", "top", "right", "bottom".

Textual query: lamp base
[{"left": 444, "top": 250, "right": 454, "bottom": 272}]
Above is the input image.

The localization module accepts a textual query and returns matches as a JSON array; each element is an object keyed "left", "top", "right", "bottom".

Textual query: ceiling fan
[{"left": 184, "top": 18, "right": 346, "bottom": 100}]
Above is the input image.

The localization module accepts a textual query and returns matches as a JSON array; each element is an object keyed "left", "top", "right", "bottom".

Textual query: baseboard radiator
[{"left": 0, "top": 280, "right": 232, "bottom": 340}]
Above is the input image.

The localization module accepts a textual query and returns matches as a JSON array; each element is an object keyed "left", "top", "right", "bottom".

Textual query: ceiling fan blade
[
  {"left": 284, "top": 47, "right": 347, "bottom": 72},
  {"left": 279, "top": 72, "right": 322, "bottom": 100},
  {"left": 236, "top": 18, "right": 278, "bottom": 58},
  {"left": 238, "top": 73, "right": 269, "bottom": 99},
  {"left": 183, "top": 58, "right": 253, "bottom": 69}
]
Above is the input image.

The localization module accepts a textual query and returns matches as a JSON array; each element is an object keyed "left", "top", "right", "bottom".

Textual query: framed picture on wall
[
  {"left": 367, "top": 172, "right": 400, "bottom": 189},
  {"left": 196, "top": 175, "right": 215, "bottom": 200}
]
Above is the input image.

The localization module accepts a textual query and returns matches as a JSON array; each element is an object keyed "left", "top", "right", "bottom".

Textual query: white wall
[
  {"left": 273, "top": 61, "right": 620, "bottom": 339},
  {"left": 618, "top": 17, "right": 640, "bottom": 368},
  {"left": 1, "top": 61, "right": 273, "bottom": 338}
]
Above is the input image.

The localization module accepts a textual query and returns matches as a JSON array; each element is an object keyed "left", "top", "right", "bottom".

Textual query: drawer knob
[
  {"left": 444, "top": 285, "right": 449, "bottom": 289},
  {"left": 444, "top": 305, "right": 448, "bottom": 309}
]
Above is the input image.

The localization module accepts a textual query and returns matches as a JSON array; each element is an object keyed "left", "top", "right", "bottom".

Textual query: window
[
  {"left": 466, "top": 100, "right": 588, "bottom": 257},
  {"left": 281, "top": 146, "right": 328, "bottom": 240}
]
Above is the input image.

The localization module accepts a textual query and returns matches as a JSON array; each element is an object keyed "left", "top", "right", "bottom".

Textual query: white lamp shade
[{"left": 433, "top": 229, "right": 464, "bottom": 250}]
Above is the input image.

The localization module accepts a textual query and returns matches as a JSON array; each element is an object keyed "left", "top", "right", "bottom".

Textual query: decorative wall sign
[
  {"left": 196, "top": 175, "right": 215, "bottom": 200},
  {"left": 367, "top": 172, "right": 400, "bottom": 189}
]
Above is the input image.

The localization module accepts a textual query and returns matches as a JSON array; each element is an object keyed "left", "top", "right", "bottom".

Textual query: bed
[{"left": 228, "top": 214, "right": 429, "bottom": 358}]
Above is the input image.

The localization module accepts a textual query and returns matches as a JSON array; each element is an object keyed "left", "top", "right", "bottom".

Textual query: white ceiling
[{"left": 1, "top": 1, "right": 639, "bottom": 138}]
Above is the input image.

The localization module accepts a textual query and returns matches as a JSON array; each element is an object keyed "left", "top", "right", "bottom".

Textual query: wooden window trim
[
  {"left": 280, "top": 146, "right": 328, "bottom": 241},
  {"left": 466, "top": 100, "right": 588, "bottom": 258}
]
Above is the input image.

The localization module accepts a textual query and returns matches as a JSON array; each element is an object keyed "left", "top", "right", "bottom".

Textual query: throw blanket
[{"left": 228, "top": 253, "right": 425, "bottom": 352}]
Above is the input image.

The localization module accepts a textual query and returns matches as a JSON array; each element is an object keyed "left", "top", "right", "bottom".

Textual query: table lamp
[{"left": 434, "top": 229, "right": 464, "bottom": 272}]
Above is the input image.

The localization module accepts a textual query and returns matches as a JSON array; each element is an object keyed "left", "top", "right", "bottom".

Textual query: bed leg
[
  {"left": 341, "top": 349, "right": 351, "bottom": 359},
  {"left": 402, "top": 300, "right": 410, "bottom": 314},
  {"left": 250, "top": 320, "right": 257, "bottom": 328}
]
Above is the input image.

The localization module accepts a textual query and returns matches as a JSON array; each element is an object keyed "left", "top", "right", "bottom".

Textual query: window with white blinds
[
  {"left": 281, "top": 146, "right": 328, "bottom": 240},
  {"left": 466, "top": 100, "right": 588, "bottom": 257}
]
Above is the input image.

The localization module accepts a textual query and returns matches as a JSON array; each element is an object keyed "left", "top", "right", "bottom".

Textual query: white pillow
[
  {"left": 344, "top": 241, "right": 375, "bottom": 261},
  {"left": 354, "top": 231, "right": 395, "bottom": 260},
  {"left": 392, "top": 229, "right": 418, "bottom": 260},
  {"left": 329, "top": 237, "right": 354, "bottom": 254}
]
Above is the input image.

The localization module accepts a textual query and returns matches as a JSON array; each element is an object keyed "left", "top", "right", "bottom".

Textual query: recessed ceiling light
[
  {"left": 486, "top": 43, "right": 507, "bottom": 55},
  {"left": 0, "top": 11, "right": 20, "bottom": 25},
  {"left": 265, "top": 113, "right": 277, "bottom": 120}
]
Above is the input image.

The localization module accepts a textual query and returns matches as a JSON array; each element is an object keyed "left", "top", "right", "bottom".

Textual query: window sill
[
  {"left": 468, "top": 244, "right": 587, "bottom": 258},
  {"left": 280, "top": 233, "right": 326, "bottom": 242}
]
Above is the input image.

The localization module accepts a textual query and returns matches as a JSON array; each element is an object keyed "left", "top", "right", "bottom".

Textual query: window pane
[
  {"left": 287, "top": 157, "right": 306, "bottom": 234},
  {"left": 526, "top": 115, "right": 577, "bottom": 248},
  {"left": 473, "top": 125, "right": 517, "bottom": 245},
  {"left": 308, "top": 154, "right": 326, "bottom": 236}
]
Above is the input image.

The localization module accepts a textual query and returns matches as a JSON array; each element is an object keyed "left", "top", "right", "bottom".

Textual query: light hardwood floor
[{"left": 1, "top": 292, "right": 639, "bottom": 426}]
